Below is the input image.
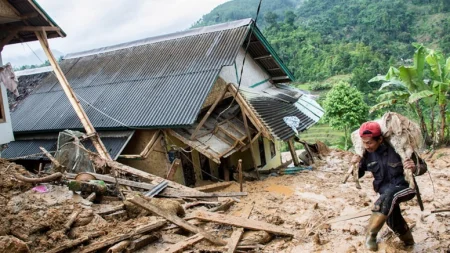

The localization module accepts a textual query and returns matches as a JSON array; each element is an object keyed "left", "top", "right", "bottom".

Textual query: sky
[{"left": 2, "top": 0, "right": 230, "bottom": 66}]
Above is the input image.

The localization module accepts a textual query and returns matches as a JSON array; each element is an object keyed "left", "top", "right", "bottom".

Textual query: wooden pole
[
  {"left": 242, "top": 112, "right": 260, "bottom": 180},
  {"left": 287, "top": 138, "right": 300, "bottom": 166},
  {"left": 35, "top": 31, "right": 112, "bottom": 160},
  {"left": 238, "top": 159, "right": 243, "bottom": 192}
]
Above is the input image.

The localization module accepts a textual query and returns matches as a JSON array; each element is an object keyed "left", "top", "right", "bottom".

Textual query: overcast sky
[{"left": 2, "top": 0, "right": 230, "bottom": 66}]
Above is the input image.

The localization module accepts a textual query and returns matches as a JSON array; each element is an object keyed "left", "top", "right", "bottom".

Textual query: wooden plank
[
  {"left": 238, "top": 159, "right": 243, "bottom": 192},
  {"left": 159, "top": 234, "right": 204, "bottom": 253},
  {"left": 227, "top": 203, "right": 254, "bottom": 253},
  {"left": 242, "top": 111, "right": 259, "bottom": 180},
  {"left": 128, "top": 196, "right": 226, "bottom": 246},
  {"left": 159, "top": 188, "right": 247, "bottom": 198},
  {"left": 36, "top": 31, "right": 111, "bottom": 160},
  {"left": 79, "top": 220, "right": 166, "bottom": 253},
  {"left": 192, "top": 211, "right": 294, "bottom": 237},
  {"left": 96, "top": 204, "right": 125, "bottom": 215},
  {"left": 166, "top": 158, "right": 181, "bottom": 180},
  {"left": 127, "top": 234, "right": 159, "bottom": 252},
  {"left": 240, "top": 131, "right": 261, "bottom": 152},
  {"left": 168, "top": 129, "right": 221, "bottom": 164},
  {"left": 65, "top": 172, "right": 156, "bottom": 190},
  {"left": 191, "top": 86, "right": 229, "bottom": 140},
  {"left": 195, "top": 182, "right": 233, "bottom": 192},
  {"left": 39, "top": 147, "right": 61, "bottom": 168}
]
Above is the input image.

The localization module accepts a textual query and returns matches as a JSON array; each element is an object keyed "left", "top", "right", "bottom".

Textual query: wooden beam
[
  {"left": 128, "top": 196, "right": 227, "bottom": 246},
  {"left": 65, "top": 172, "right": 156, "bottom": 190},
  {"left": 35, "top": 31, "right": 112, "bottom": 160},
  {"left": 242, "top": 112, "right": 260, "bottom": 179},
  {"left": 241, "top": 131, "right": 261, "bottom": 152},
  {"left": 327, "top": 209, "right": 372, "bottom": 223},
  {"left": 238, "top": 159, "right": 243, "bottom": 192},
  {"left": 89, "top": 153, "right": 202, "bottom": 194},
  {"left": 287, "top": 138, "right": 300, "bottom": 166},
  {"left": 191, "top": 86, "right": 229, "bottom": 140},
  {"left": 192, "top": 211, "right": 294, "bottom": 237},
  {"left": 195, "top": 182, "right": 233, "bottom": 192},
  {"left": 0, "top": 31, "right": 17, "bottom": 50},
  {"left": 2, "top": 26, "right": 60, "bottom": 32},
  {"left": 159, "top": 234, "right": 204, "bottom": 253},
  {"left": 165, "top": 158, "right": 181, "bottom": 181},
  {"left": 227, "top": 203, "right": 254, "bottom": 253},
  {"left": 39, "top": 147, "right": 62, "bottom": 168},
  {"left": 168, "top": 129, "right": 221, "bottom": 164},
  {"left": 158, "top": 188, "right": 247, "bottom": 198},
  {"left": 227, "top": 84, "right": 271, "bottom": 140}
]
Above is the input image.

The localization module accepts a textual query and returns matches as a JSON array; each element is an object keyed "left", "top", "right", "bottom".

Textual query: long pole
[{"left": 35, "top": 31, "right": 111, "bottom": 160}]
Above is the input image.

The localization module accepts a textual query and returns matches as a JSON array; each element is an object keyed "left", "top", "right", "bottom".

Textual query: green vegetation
[
  {"left": 195, "top": 0, "right": 450, "bottom": 148},
  {"left": 322, "top": 82, "right": 368, "bottom": 150}
]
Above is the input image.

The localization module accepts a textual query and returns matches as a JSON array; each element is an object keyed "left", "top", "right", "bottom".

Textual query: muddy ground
[{"left": 0, "top": 146, "right": 449, "bottom": 252}]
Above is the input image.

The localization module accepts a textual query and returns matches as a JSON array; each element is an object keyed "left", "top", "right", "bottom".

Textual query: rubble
[{"left": 1, "top": 144, "right": 449, "bottom": 252}]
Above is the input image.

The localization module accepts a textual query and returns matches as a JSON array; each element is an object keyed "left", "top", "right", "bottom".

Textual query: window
[
  {"left": 270, "top": 141, "right": 276, "bottom": 159},
  {"left": 0, "top": 88, "right": 5, "bottom": 123}
]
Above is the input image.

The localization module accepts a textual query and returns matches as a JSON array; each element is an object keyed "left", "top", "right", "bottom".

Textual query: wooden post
[
  {"left": 35, "top": 31, "right": 112, "bottom": 160},
  {"left": 238, "top": 159, "right": 243, "bottom": 192},
  {"left": 287, "top": 138, "right": 300, "bottom": 166},
  {"left": 242, "top": 112, "right": 260, "bottom": 180}
]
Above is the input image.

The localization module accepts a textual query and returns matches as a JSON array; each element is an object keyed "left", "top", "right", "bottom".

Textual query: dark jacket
[{"left": 358, "top": 142, "right": 427, "bottom": 194}]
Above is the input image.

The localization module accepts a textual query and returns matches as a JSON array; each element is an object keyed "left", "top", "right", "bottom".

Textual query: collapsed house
[{"left": 2, "top": 19, "right": 324, "bottom": 186}]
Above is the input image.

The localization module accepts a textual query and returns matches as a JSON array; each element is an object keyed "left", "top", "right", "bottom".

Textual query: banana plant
[
  {"left": 369, "top": 45, "right": 434, "bottom": 143},
  {"left": 425, "top": 49, "right": 450, "bottom": 144}
]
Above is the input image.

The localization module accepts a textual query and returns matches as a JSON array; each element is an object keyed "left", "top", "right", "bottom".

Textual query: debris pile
[
  {"left": 1, "top": 144, "right": 449, "bottom": 253},
  {"left": 0, "top": 156, "right": 293, "bottom": 253}
]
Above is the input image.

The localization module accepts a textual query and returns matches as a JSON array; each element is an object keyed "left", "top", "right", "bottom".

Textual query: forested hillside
[
  {"left": 196, "top": 0, "right": 450, "bottom": 84},
  {"left": 196, "top": 0, "right": 450, "bottom": 148}
]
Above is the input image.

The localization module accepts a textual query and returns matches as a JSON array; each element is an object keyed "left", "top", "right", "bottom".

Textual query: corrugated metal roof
[
  {"left": 241, "top": 85, "right": 324, "bottom": 141},
  {"left": 11, "top": 23, "right": 250, "bottom": 133},
  {"left": 1, "top": 131, "right": 134, "bottom": 160}
]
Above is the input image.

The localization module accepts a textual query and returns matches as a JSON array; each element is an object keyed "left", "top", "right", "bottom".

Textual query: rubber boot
[
  {"left": 399, "top": 229, "right": 415, "bottom": 246},
  {"left": 365, "top": 212, "right": 387, "bottom": 251}
]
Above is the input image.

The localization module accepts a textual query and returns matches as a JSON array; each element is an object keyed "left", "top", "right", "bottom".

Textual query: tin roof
[
  {"left": 10, "top": 19, "right": 294, "bottom": 134},
  {"left": 241, "top": 85, "right": 324, "bottom": 140}
]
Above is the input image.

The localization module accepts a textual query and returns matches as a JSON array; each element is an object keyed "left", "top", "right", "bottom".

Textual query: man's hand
[
  {"left": 403, "top": 158, "right": 416, "bottom": 173},
  {"left": 351, "top": 155, "right": 361, "bottom": 165}
]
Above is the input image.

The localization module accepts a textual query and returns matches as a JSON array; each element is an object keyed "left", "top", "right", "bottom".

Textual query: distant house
[
  {"left": 0, "top": 0, "right": 65, "bottom": 147},
  {"left": 2, "top": 19, "right": 323, "bottom": 186}
]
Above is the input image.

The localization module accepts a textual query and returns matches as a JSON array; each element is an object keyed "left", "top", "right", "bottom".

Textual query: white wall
[
  {"left": 219, "top": 48, "right": 272, "bottom": 91},
  {"left": 0, "top": 84, "right": 14, "bottom": 145}
]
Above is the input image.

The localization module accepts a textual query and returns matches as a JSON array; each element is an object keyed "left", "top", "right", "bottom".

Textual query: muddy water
[{"left": 265, "top": 184, "right": 294, "bottom": 196}]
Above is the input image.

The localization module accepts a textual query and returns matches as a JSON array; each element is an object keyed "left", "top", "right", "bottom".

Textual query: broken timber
[
  {"left": 159, "top": 234, "right": 204, "bottom": 253},
  {"left": 159, "top": 188, "right": 247, "bottom": 198},
  {"left": 195, "top": 182, "right": 233, "bottom": 192},
  {"left": 128, "top": 196, "right": 227, "bottom": 246},
  {"left": 326, "top": 209, "right": 372, "bottom": 223},
  {"left": 192, "top": 211, "right": 294, "bottom": 237},
  {"left": 227, "top": 202, "right": 254, "bottom": 253}
]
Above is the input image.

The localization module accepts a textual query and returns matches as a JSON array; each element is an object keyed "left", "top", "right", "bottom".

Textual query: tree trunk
[
  {"left": 439, "top": 103, "right": 446, "bottom": 145},
  {"left": 430, "top": 105, "right": 435, "bottom": 142},
  {"left": 415, "top": 101, "right": 431, "bottom": 145},
  {"left": 344, "top": 125, "right": 348, "bottom": 150}
]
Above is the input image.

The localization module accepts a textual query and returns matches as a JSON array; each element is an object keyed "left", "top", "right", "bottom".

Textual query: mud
[{"left": 217, "top": 148, "right": 450, "bottom": 252}]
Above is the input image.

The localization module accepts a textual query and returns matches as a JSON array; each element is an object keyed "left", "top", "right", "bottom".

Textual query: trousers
[{"left": 372, "top": 185, "right": 416, "bottom": 235}]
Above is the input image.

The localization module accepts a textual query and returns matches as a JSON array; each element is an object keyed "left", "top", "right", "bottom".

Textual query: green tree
[{"left": 322, "top": 81, "right": 369, "bottom": 150}]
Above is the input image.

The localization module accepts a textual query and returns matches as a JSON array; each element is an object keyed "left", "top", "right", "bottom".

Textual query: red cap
[{"left": 359, "top": 122, "right": 382, "bottom": 137}]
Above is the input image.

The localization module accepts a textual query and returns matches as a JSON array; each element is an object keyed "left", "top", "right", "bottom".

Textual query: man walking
[{"left": 354, "top": 121, "right": 427, "bottom": 251}]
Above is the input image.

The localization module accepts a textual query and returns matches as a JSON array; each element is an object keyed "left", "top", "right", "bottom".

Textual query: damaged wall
[
  {"left": 117, "top": 130, "right": 184, "bottom": 185},
  {"left": 219, "top": 48, "right": 272, "bottom": 90}
]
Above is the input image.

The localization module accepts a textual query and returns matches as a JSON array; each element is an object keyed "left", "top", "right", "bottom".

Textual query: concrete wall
[{"left": 219, "top": 48, "right": 272, "bottom": 90}]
